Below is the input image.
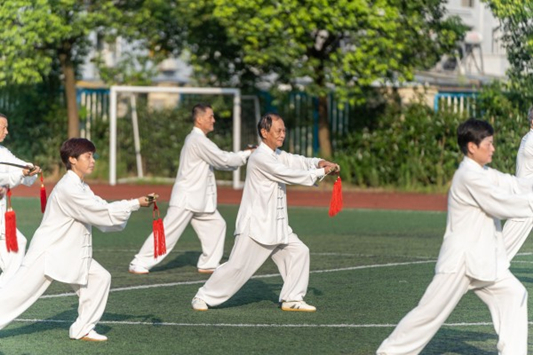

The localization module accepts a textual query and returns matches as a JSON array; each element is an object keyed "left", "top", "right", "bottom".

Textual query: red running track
[{"left": 15, "top": 182, "right": 447, "bottom": 212}]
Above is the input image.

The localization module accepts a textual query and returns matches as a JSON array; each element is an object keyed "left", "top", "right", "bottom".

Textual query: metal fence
[
  {"left": 1, "top": 87, "right": 479, "bottom": 159},
  {"left": 433, "top": 92, "right": 478, "bottom": 116},
  {"left": 76, "top": 88, "right": 353, "bottom": 157}
]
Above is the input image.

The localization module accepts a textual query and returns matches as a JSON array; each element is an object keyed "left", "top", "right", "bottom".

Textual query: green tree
[
  {"left": 482, "top": 1, "right": 533, "bottom": 96},
  {"left": 0, "top": 1, "right": 120, "bottom": 138},
  {"left": 142, "top": 0, "right": 465, "bottom": 158}
]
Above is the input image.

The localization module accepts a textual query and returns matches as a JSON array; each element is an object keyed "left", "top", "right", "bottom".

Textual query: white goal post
[{"left": 109, "top": 85, "right": 245, "bottom": 188}]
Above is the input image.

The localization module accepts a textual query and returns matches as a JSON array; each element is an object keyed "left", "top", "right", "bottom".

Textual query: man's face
[
  {"left": 262, "top": 118, "right": 286, "bottom": 150},
  {"left": 0, "top": 117, "right": 9, "bottom": 143},
  {"left": 469, "top": 135, "right": 494, "bottom": 166},
  {"left": 195, "top": 108, "right": 215, "bottom": 134},
  {"left": 69, "top": 151, "right": 96, "bottom": 178}
]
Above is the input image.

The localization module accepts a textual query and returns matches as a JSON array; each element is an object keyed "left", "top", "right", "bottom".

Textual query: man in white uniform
[
  {"left": 502, "top": 106, "right": 533, "bottom": 259},
  {"left": 191, "top": 113, "right": 339, "bottom": 312},
  {"left": 0, "top": 138, "right": 153, "bottom": 341},
  {"left": 377, "top": 119, "right": 533, "bottom": 355},
  {"left": 129, "top": 103, "right": 252, "bottom": 275},
  {"left": 0, "top": 113, "right": 41, "bottom": 287}
]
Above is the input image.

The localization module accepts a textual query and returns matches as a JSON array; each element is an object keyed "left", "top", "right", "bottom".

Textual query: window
[{"left": 461, "top": 0, "right": 475, "bottom": 7}]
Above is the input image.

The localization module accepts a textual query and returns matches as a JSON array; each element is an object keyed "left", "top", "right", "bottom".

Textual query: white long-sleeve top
[
  {"left": 24, "top": 170, "right": 140, "bottom": 285},
  {"left": 0, "top": 145, "right": 36, "bottom": 190},
  {"left": 0, "top": 145, "right": 37, "bottom": 234},
  {"left": 436, "top": 157, "right": 533, "bottom": 281},
  {"left": 235, "top": 142, "right": 326, "bottom": 245},
  {"left": 169, "top": 127, "right": 251, "bottom": 212},
  {"left": 516, "top": 129, "right": 533, "bottom": 178}
]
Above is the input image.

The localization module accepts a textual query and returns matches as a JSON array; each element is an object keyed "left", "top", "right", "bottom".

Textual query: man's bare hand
[
  {"left": 318, "top": 160, "right": 340, "bottom": 175},
  {"left": 23, "top": 165, "right": 41, "bottom": 177},
  {"left": 138, "top": 193, "right": 159, "bottom": 207}
]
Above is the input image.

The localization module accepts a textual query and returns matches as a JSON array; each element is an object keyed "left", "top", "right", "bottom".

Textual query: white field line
[
  {"left": 14, "top": 318, "right": 521, "bottom": 328},
  {"left": 516, "top": 252, "right": 533, "bottom": 256},
  {"left": 40, "top": 260, "right": 436, "bottom": 299},
  {"left": 18, "top": 258, "right": 533, "bottom": 330}
]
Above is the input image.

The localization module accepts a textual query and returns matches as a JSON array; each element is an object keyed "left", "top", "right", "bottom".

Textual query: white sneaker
[
  {"left": 191, "top": 297, "right": 208, "bottom": 311},
  {"left": 129, "top": 263, "right": 149, "bottom": 275},
  {"left": 80, "top": 330, "right": 108, "bottom": 342},
  {"left": 281, "top": 300, "right": 316, "bottom": 312}
]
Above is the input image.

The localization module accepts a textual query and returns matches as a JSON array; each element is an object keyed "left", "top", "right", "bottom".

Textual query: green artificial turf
[{"left": 2, "top": 198, "right": 532, "bottom": 354}]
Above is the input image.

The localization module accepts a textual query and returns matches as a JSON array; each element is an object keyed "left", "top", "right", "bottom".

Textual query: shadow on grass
[
  {"left": 213, "top": 279, "right": 281, "bottom": 309},
  {"left": 0, "top": 310, "right": 74, "bottom": 339},
  {"left": 423, "top": 327, "right": 497, "bottom": 355},
  {"left": 151, "top": 251, "right": 201, "bottom": 272},
  {"left": 0, "top": 309, "right": 162, "bottom": 339}
]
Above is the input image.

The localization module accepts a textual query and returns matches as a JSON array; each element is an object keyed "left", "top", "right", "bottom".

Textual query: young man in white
[
  {"left": 377, "top": 118, "right": 532, "bottom": 355},
  {"left": 191, "top": 113, "right": 339, "bottom": 312},
  {"left": 129, "top": 103, "right": 252, "bottom": 275},
  {"left": 502, "top": 106, "right": 533, "bottom": 259},
  {"left": 0, "top": 113, "right": 41, "bottom": 287},
  {"left": 0, "top": 138, "right": 153, "bottom": 341}
]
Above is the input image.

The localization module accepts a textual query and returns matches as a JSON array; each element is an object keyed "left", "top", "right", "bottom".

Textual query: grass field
[{"left": 2, "top": 198, "right": 533, "bottom": 354}]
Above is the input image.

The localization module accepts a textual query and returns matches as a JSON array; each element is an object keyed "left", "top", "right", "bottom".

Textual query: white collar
[{"left": 192, "top": 126, "right": 206, "bottom": 136}]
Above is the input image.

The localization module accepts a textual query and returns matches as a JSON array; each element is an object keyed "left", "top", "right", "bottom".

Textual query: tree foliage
[
  {"left": 0, "top": 1, "right": 121, "bottom": 137},
  {"left": 138, "top": 0, "right": 466, "bottom": 157},
  {"left": 482, "top": 1, "right": 533, "bottom": 96}
]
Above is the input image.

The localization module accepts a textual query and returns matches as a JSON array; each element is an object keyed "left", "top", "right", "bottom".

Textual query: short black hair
[
  {"left": 257, "top": 112, "right": 282, "bottom": 139},
  {"left": 191, "top": 103, "right": 212, "bottom": 123},
  {"left": 0, "top": 113, "right": 7, "bottom": 120},
  {"left": 60, "top": 138, "right": 96, "bottom": 170},
  {"left": 457, "top": 118, "right": 494, "bottom": 155},
  {"left": 528, "top": 106, "right": 533, "bottom": 124}
]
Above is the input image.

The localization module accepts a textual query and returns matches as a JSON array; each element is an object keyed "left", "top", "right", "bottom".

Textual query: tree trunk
[
  {"left": 58, "top": 46, "right": 79, "bottom": 138},
  {"left": 317, "top": 95, "right": 332, "bottom": 158}
]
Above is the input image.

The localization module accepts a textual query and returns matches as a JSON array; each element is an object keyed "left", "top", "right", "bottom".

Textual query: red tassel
[
  {"left": 5, "top": 188, "right": 18, "bottom": 252},
  {"left": 40, "top": 172, "right": 47, "bottom": 213},
  {"left": 329, "top": 177, "right": 343, "bottom": 217},
  {"left": 152, "top": 202, "right": 166, "bottom": 258}
]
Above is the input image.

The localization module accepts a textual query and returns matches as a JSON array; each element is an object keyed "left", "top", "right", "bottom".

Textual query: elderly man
[
  {"left": 0, "top": 113, "right": 41, "bottom": 287},
  {"left": 502, "top": 106, "right": 533, "bottom": 260},
  {"left": 191, "top": 112, "right": 339, "bottom": 312},
  {"left": 129, "top": 103, "right": 252, "bottom": 275}
]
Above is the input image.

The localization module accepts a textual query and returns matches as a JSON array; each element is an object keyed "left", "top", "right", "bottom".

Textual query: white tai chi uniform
[
  {"left": 0, "top": 146, "right": 37, "bottom": 287},
  {"left": 195, "top": 142, "right": 326, "bottom": 306},
  {"left": 502, "top": 129, "right": 533, "bottom": 260},
  {"left": 130, "top": 127, "right": 251, "bottom": 271},
  {"left": 0, "top": 170, "right": 140, "bottom": 339},
  {"left": 377, "top": 157, "right": 533, "bottom": 355}
]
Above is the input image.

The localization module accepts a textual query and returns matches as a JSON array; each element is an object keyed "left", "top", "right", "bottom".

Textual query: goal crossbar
[{"left": 109, "top": 85, "right": 242, "bottom": 187}]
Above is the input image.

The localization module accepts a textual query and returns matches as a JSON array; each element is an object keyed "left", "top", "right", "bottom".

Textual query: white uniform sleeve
[
  {"left": 463, "top": 171, "right": 533, "bottom": 220},
  {"left": 194, "top": 137, "right": 250, "bottom": 171},
  {"left": 277, "top": 150, "right": 322, "bottom": 171},
  {"left": 56, "top": 186, "right": 140, "bottom": 232},
  {"left": 255, "top": 154, "right": 325, "bottom": 186},
  {"left": 0, "top": 148, "right": 37, "bottom": 188}
]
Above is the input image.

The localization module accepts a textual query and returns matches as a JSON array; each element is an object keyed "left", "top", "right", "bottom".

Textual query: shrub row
[{"left": 334, "top": 84, "right": 529, "bottom": 191}]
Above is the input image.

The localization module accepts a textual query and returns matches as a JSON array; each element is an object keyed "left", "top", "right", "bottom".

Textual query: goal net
[{"left": 109, "top": 86, "right": 261, "bottom": 188}]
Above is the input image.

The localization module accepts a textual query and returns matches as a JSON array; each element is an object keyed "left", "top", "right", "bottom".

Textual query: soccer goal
[{"left": 109, "top": 85, "right": 261, "bottom": 188}]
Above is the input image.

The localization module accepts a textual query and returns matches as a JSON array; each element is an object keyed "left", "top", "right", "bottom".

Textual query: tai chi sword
[{"left": 0, "top": 162, "right": 37, "bottom": 173}]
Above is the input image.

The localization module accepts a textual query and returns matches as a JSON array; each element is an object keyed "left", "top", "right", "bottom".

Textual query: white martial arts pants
[
  {"left": 376, "top": 266, "right": 527, "bottom": 355},
  {"left": 195, "top": 232, "right": 310, "bottom": 306},
  {"left": 502, "top": 217, "right": 533, "bottom": 261},
  {"left": 0, "top": 253, "right": 111, "bottom": 339},
  {"left": 0, "top": 229, "right": 26, "bottom": 288},
  {"left": 130, "top": 206, "right": 226, "bottom": 271}
]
